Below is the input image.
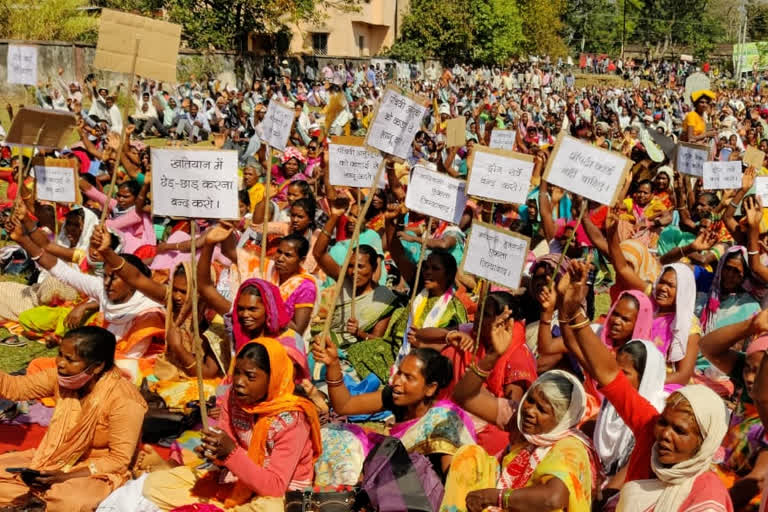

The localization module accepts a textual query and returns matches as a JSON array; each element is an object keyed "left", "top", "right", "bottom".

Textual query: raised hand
[
  {"left": 488, "top": 306, "right": 515, "bottom": 355},
  {"left": 559, "top": 260, "right": 589, "bottom": 320},
  {"left": 744, "top": 195, "right": 764, "bottom": 229},
  {"left": 446, "top": 329, "right": 475, "bottom": 352},
  {"left": 310, "top": 336, "right": 339, "bottom": 366},
  {"left": 743, "top": 166, "right": 756, "bottom": 192},
  {"left": 204, "top": 222, "right": 234, "bottom": 245},
  {"left": 90, "top": 224, "right": 111, "bottom": 253},
  {"left": 689, "top": 229, "right": 718, "bottom": 252},
  {"left": 751, "top": 309, "right": 768, "bottom": 336}
]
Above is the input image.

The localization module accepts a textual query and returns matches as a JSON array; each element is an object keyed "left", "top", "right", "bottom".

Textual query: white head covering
[
  {"left": 654, "top": 263, "right": 696, "bottom": 363},
  {"left": 617, "top": 385, "right": 728, "bottom": 512},
  {"left": 594, "top": 340, "right": 666, "bottom": 474},
  {"left": 57, "top": 206, "right": 98, "bottom": 252}
]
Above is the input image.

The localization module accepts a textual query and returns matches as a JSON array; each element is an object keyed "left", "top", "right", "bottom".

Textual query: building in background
[{"left": 250, "top": 0, "right": 409, "bottom": 57}]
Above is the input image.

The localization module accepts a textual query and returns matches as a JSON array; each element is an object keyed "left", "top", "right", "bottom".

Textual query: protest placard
[
  {"left": 93, "top": 9, "right": 181, "bottom": 83},
  {"left": 34, "top": 163, "right": 78, "bottom": 204},
  {"left": 676, "top": 142, "right": 709, "bottom": 177},
  {"left": 446, "top": 116, "right": 466, "bottom": 147},
  {"left": 260, "top": 101, "right": 294, "bottom": 152},
  {"left": 702, "top": 161, "right": 743, "bottom": 190},
  {"left": 489, "top": 129, "right": 517, "bottom": 151},
  {"left": 756, "top": 176, "right": 768, "bottom": 205},
  {"left": 466, "top": 146, "right": 534, "bottom": 204},
  {"left": 7, "top": 45, "right": 37, "bottom": 85},
  {"left": 365, "top": 87, "right": 428, "bottom": 159},
  {"left": 542, "top": 134, "right": 631, "bottom": 206},
  {"left": 405, "top": 165, "right": 467, "bottom": 224},
  {"left": 5, "top": 108, "right": 76, "bottom": 149},
  {"left": 461, "top": 221, "right": 529, "bottom": 290},
  {"left": 328, "top": 137, "right": 385, "bottom": 188},
  {"left": 744, "top": 146, "right": 765, "bottom": 170},
  {"left": 151, "top": 149, "right": 238, "bottom": 219}
]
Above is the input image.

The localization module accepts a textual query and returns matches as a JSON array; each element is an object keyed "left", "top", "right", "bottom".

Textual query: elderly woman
[
  {"left": 443, "top": 304, "right": 598, "bottom": 512},
  {"left": 560, "top": 261, "right": 732, "bottom": 512},
  {"left": 0, "top": 326, "right": 146, "bottom": 511}
]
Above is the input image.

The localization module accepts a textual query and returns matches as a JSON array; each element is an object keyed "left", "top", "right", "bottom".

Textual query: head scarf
[
  {"left": 621, "top": 239, "right": 662, "bottom": 285},
  {"left": 653, "top": 264, "right": 696, "bottom": 362},
  {"left": 601, "top": 290, "right": 654, "bottom": 349},
  {"left": 701, "top": 246, "right": 761, "bottom": 332},
  {"left": 691, "top": 89, "right": 716, "bottom": 104},
  {"left": 224, "top": 338, "right": 322, "bottom": 508},
  {"left": 617, "top": 385, "right": 728, "bottom": 512},
  {"left": 231, "top": 278, "right": 291, "bottom": 352},
  {"left": 595, "top": 340, "right": 666, "bottom": 474},
  {"left": 57, "top": 206, "right": 98, "bottom": 252},
  {"left": 529, "top": 253, "right": 570, "bottom": 283},
  {"left": 654, "top": 166, "right": 674, "bottom": 192},
  {"left": 280, "top": 146, "right": 307, "bottom": 166},
  {"left": 501, "top": 370, "right": 602, "bottom": 495},
  {"left": 230, "top": 278, "right": 309, "bottom": 379}
]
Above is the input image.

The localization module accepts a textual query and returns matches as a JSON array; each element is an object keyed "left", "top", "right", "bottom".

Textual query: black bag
[{"left": 284, "top": 488, "right": 362, "bottom": 512}]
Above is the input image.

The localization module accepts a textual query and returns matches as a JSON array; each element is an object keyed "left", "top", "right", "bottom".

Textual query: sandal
[{"left": 0, "top": 335, "right": 26, "bottom": 347}]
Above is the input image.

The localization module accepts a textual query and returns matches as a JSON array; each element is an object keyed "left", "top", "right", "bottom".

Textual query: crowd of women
[{"left": 1, "top": 59, "right": 768, "bottom": 512}]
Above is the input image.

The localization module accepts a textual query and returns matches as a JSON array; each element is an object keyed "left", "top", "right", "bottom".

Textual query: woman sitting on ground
[
  {"left": 559, "top": 260, "right": 732, "bottom": 512},
  {"left": 0, "top": 326, "right": 146, "bottom": 512},
  {"left": 443, "top": 305, "right": 599, "bottom": 512}
]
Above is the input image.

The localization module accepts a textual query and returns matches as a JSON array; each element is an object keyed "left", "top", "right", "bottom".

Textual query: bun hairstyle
[{"left": 410, "top": 348, "right": 453, "bottom": 399}]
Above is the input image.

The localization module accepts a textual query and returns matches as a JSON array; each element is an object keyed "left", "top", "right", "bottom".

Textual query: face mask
[{"left": 58, "top": 365, "right": 96, "bottom": 390}]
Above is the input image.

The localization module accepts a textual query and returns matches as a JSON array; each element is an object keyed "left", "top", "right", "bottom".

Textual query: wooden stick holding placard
[
  {"left": 406, "top": 217, "right": 434, "bottom": 314},
  {"left": 12, "top": 124, "right": 45, "bottom": 219},
  {"left": 473, "top": 202, "right": 496, "bottom": 353},
  {"left": 188, "top": 220, "right": 208, "bottom": 430},
  {"left": 260, "top": 145, "right": 272, "bottom": 276},
  {"left": 350, "top": 188, "right": 363, "bottom": 320},
  {"left": 100, "top": 39, "right": 140, "bottom": 225},
  {"left": 316, "top": 161, "right": 389, "bottom": 353}
]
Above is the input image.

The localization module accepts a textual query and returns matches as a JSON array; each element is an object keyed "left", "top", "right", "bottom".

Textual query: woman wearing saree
[
  {"left": 699, "top": 311, "right": 768, "bottom": 511},
  {"left": 311, "top": 341, "right": 475, "bottom": 485},
  {"left": 312, "top": 242, "right": 398, "bottom": 379},
  {"left": 108, "top": 338, "right": 322, "bottom": 512},
  {"left": 201, "top": 223, "right": 318, "bottom": 338},
  {"left": 0, "top": 327, "right": 146, "bottom": 512},
  {"left": 559, "top": 261, "right": 732, "bottom": 512},
  {"left": 443, "top": 307, "right": 599, "bottom": 512}
]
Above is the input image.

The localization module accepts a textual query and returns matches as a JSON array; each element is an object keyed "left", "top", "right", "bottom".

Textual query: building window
[
  {"left": 358, "top": 35, "right": 365, "bottom": 55},
  {"left": 312, "top": 33, "right": 328, "bottom": 55}
]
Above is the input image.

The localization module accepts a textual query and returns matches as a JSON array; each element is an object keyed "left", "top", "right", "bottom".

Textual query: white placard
[
  {"left": 365, "top": 88, "right": 427, "bottom": 159},
  {"left": 702, "top": 161, "right": 742, "bottom": 190},
  {"left": 151, "top": 149, "right": 239, "bottom": 219},
  {"left": 467, "top": 147, "right": 534, "bottom": 204},
  {"left": 405, "top": 165, "right": 467, "bottom": 224},
  {"left": 328, "top": 143, "right": 385, "bottom": 188},
  {"left": 260, "top": 101, "right": 293, "bottom": 151},
  {"left": 676, "top": 143, "right": 709, "bottom": 177},
  {"left": 7, "top": 45, "right": 37, "bottom": 86},
  {"left": 34, "top": 165, "right": 76, "bottom": 203},
  {"left": 461, "top": 221, "right": 529, "bottom": 290},
  {"left": 543, "top": 135, "right": 631, "bottom": 206},
  {"left": 755, "top": 176, "right": 768, "bottom": 205},
  {"left": 489, "top": 129, "right": 516, "bottom": 151}
]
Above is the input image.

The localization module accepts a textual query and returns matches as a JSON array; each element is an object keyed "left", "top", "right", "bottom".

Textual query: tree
[
  {"left": 0, "top": 0, "right": 98, "bottom": 43},
  {"left": 388, "top": 0, "right": 525, "bottom": 64},
  {"left": 518, "top": 0, "right": 568, "bottom": 58},
  {"left": 747, "top": 0, "right": 768, "bottom": 42},
  {"left": 632, "top": 0, "right": 724, "bottom": 58}
]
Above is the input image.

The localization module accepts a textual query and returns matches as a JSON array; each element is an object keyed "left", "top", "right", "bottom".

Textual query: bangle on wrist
[
  {"left": 30, "top": 249, "right": 44, "bottom": 261},
  {"left": 571, "top": 318, "right": 592, "bottom": 330},
  {"left": 112, "top": 257, "right": 126, "bottom": 272},
  {"left": 730, "top": 201, "right": 740, "bottom": 209},
  {"left": 321, "top": 228, "right": 332, "bottom": 238},
  {"left": 748, "top": 250, "right": 759, "bottom": 255},
  {"left": 468, "top": 363, "right": 490, "bottom": 380}
]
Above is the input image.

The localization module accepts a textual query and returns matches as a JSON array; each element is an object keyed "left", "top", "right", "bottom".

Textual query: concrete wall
[{"left": 0, "top": 40, "right": 442, "bottom": 98}]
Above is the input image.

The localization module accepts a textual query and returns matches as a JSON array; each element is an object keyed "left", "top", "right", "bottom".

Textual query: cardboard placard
[
  {"left": 445, "top": 116, "right": 466, "bottom": 147},
  {"left": 755, "top": 176, "right": 768, "bottom": 205},
  {"left": 260, "top": 100, "right": 294, "bottom": 152},
  {"left": 93, "top": 9, "right": 181, "bottom": 83},
  {"left": 648, "top": 128, "right": 677, "bottom": 160},
  {"left": 466, "top": 146, "right": 534, "bottom": 204},
  {"left": 461, "top": 221, "right": 529, "bottom": 290},
  {"left": 7, "top": 45, "right": 37, "bottom": 86},
  {"left": 365, "top": 87, "right": 428, "bottom": 159},
  {"left": 5, "top": 108, "right": 76, "bottom": 149},
  {"left": 404, "top": 164, "right": 467, "bottom": 224},
  {"left": 489, "top": 129, "right": 517, "bottom": 151},
  {"left": 744, "top": 145, "right": 765, "bottom": 170},
  {"left": 328, "top": 136, "right": 385, "bottom": 188},
  {"left": 542, "top": 134, "right": 631, "bottom": 206},
  {"left": 151, "top": 149, "right": 238, "bottom": 219},
  {"left": 702, "top": 161, "right": 742, "bottom": 190},
  {"left": 675, "top": 142, "right": 709, "bottom": 177},
  {"left": 34, "top": 162, "right": 79, "bottom": 204}
]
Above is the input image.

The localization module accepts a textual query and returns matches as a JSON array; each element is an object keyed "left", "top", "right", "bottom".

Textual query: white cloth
[
  {"left": 654, "top": 263, "right": 696, "bottom": 363},
  {"left": 58, "top": 207, "right": 98, "bottom": 252},
  {"left": 47, "top": 259, "right": 161, "bottom": 354},
  {"left": 96, "top": 473, "right": 160, "bottom": 512},
  {"left": 594, "top": 340, "right": 666, "bottom": 474},
  {"left": 617, "top": 385, "right": 728, "bottom": 512}
]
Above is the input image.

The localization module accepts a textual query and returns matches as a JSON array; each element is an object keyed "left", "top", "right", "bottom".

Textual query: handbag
[{"left": 284, "top": 488, "right": 362, "bottom": 512}]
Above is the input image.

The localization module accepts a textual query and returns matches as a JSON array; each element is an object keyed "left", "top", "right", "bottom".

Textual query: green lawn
[{"left": 0, "top": 328, "right": 57, "bottom": 373}]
